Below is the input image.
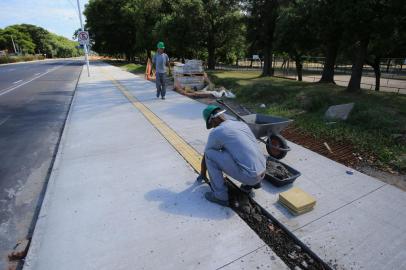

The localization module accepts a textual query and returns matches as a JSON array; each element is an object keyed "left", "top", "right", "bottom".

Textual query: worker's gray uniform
[
  {"left": 152, "top": 53, "right": 169, "bottom": 98},
  {"left": 205, "top": 120, "right": 266, "bottom": 201}
]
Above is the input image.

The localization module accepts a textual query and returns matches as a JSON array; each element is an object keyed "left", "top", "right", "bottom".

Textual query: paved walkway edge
[{"left": 23, "top": 65, "right": 83, "bottom": 269}]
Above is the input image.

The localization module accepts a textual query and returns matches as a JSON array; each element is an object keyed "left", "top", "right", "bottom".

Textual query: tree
[
  {"left": 85, "top": 0, "right": 243, "bottom": 67},
  {"left": 157, "top": 0, "right": 205, "bottom": 60},
  {"left": 343, "top": 0, "right": 406, "bottom": 92},
  {"left": 245, "top": 0, "right": 280, "bottom": 76},
  {"left": 123, "top": 0, "right": 162, "bottom": 60},
  {"left": 85, "top": 0, "right": 133, "bottom": 59},
  {"left": 0, "top": 27, "right": 35, "bottom": 54},
  {"left": 275, "top": 0, "right": 316, "bottom": 81},
  {"left": 310, "top": 0, "right": 346, "bottom": 84},
  {"left": 200, "top": 0, "right": 243, "bottom": 69},
  {"left": 14, "top": 24, "right": 50, "bottom": 54},
  {"left": 0, "top": 24, "right": 80, "bottom": 58},
  {"left": 364, "top": 0, "right": 406, "bottom": 91}
]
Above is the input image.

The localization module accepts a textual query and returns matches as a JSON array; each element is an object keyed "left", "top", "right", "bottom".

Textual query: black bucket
[{"left": 264, "top": 156, "right": 301, "bottom": 187}]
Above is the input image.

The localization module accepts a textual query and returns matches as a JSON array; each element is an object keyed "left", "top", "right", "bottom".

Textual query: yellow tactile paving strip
[{"left": 103, "top": 69, "right": 202, "bottom": 173}]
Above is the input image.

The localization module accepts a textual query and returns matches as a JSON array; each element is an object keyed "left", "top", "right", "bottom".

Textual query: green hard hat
[
  {"left": 157, "top": 41, "right": 165, "bottom": 49},
  {"left": 203, "top": 105, "right": 221, "bottom": 129}
]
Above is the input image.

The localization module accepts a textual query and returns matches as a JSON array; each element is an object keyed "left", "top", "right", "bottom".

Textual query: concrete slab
[
  {"left": 295, "top": 185, "right": 406, "bottom": 270},
  {"left": 24, "top": 63, "right": 287, "bottom": 270},
  {"left": 103, "top": 63, "right": 406, "bottom": 270},
  {"left": 219, "top": 246, "right": 289, "bottom": 270}
]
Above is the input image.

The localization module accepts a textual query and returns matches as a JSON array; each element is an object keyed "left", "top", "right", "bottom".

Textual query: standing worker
[
  {"left": 197, "top": 105, "right": 266, "bottom": 206},
  {"left": 152, "top": 41, "right": 171, "bottom": 100}
]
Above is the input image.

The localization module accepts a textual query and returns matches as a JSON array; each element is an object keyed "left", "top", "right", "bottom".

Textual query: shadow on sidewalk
[{"left": 145, "top": 182, "right": 234, "bottom": 220}]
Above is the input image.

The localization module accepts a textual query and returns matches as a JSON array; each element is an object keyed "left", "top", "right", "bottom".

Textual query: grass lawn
[
  {"left": 104, "top": 59, "right": 146, "bottom": 74},
  {"left": 208, "top": 70, "right": 406, "bottom": 172}
]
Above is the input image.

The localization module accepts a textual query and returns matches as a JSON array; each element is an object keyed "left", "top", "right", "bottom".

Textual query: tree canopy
[
  {"left": 84, "top": 0, "right": 406, "bottom": 91},
  {"left": 0, "top": 24, "right": 81, "bottom": 58}
]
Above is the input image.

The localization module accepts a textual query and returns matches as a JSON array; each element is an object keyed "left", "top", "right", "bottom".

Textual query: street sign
[{"left": 78, "top": 31, "right": 89, "bottom": 45}]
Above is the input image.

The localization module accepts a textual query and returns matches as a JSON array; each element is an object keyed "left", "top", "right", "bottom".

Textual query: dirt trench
[{"left": 226, "top": 181, "right": 331, "bottom": 270}]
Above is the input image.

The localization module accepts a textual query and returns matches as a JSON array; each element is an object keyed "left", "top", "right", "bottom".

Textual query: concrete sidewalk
[
  {"left": 24, "top": 62, "right": 288, "bottom": 270},
  {"left": 24, "top": 61, "right": 406, "bottom": 270},
  {"left": 107, "top": 63, "right": 406, "bottom": 270}
]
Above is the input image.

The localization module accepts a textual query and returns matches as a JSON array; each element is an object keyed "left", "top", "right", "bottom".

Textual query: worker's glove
[{"left": 196, "top": 174, "right": 207, "bottom": 183}]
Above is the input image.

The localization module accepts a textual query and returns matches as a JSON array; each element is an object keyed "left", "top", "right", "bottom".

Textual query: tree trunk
[
  {"left": 208, "top": 46, "right": 215, "bottom": 70},
  {"left": 347, "top": 38, "right": 369, "bottom": 92},
  {"left": 366, "top": 57, "right": 381, "bottom": 91},
  {"left": 319, "top": 41, "right": 339, "bottom": 83},
  {"left": 207, "top": 31, "right": 216, "bottom": 70},
  {"left": 281, "top": 59, "right": 287, "bottom": 69},
  {"left": 262, "top": 47, "right": 273, "bottom": 76},
  {"left": 250, "top": 58, "right": 253, "bottom": 68},
  {"left": 295, "top": 57, "right": 303, "bottom": 81},
  {"left": 372, "top": 57, "right": 381, "bottom": 91},
  {"left": 386, "top": 59, "right": 391, "bottom": 73}
]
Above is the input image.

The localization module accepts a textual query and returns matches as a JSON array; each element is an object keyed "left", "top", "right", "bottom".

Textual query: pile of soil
[
  {"left": 226, "top": 180, "right": 330, "bottom": 270},
  {"left": 266, "top": 159, "right": 293, "bottom": 179}
]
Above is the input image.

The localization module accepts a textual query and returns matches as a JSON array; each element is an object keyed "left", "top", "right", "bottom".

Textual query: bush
[{"left": 0, "top": 54, "right": 46, "bottom": 64}]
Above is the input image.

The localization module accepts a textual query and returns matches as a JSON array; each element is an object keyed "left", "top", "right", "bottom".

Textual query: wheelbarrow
[{"left": 216, "top": 99, "right": 292, "bottom": 159}]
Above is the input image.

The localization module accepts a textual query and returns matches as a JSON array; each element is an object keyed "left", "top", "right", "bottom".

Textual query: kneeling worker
[{"left": 197, "top": 105, "right": 266, "bottom": 206}]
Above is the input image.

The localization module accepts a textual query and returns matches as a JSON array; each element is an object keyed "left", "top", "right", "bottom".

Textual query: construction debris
[
  {"left": 200, "top": 86, "right": 236, "bottom": 98},
  {"left": 323, "top": 142, "right": 333, "bottom": 154},
  {"left": 8, "top": 239, "right": 30, "bottom": 261}
]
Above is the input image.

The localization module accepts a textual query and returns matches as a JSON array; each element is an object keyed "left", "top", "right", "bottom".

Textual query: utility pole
[
  {"left": 76, "top": 0, "right": 90, "bottom": 76},
  {"left": 11, "top": 36, "right": 17, "bottom": 54}
]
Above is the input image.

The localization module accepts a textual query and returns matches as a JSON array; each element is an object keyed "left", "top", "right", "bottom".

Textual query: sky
[{"left": 0, "top": 0, "right": 89, "bottom": 40}]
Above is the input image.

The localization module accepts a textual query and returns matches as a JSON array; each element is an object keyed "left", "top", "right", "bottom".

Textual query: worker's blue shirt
[
  {"left": 152, "top": 52, "right": 169, "bottom": 73},
  {"left": 205, "top": 120, "right": 266, "bottom": 178}
]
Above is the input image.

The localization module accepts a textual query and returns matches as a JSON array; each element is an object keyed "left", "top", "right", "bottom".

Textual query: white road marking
[
  {"left": 13, "top": 80, "right": 23, "bottom": 84},
  {"left": 0, "top": 115, "right": 11, "bottom": 127},
  {"left": 34, "top": 73, "right": 41, "bottom": 76},
  {"left": 0, "top": 63, "right": 70, "bottom": 97},
  {"left": 26, "top": 97, "right": 35, "bottom": 104}
]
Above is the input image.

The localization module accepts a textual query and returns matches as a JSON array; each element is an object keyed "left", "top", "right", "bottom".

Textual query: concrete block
[
  {"left": 324, "top": 103, "right": 354, "bottom": 120},
  {"left": 279, "top": 187, "right": 316, "bottom": 215}
]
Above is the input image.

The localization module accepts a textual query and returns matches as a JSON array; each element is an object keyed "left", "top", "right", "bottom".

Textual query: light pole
[
  {"left": 11, "top": 36, "right": 17, "bottom": 54},
  {"left": 76, "top": 0, "right": 90, "bottom": 76}
]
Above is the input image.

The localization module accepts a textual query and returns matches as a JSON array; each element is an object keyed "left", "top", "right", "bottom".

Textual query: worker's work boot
[
  {"left": 204, "top": 192, "right": 229, "bottom": 207},
  {"left": 240, "top": 183, "right": 262, "bottom": 196}
]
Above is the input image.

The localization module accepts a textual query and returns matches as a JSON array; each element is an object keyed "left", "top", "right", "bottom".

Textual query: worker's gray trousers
[
  {"left": 156, "top": 72, "right": 166, "bottom": 98},
  {"left": 205, "top": 149, "right": 263, "bottom": 201}
]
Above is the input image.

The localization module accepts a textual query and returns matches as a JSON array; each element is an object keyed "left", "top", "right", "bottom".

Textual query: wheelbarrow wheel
[{"left": 266, "top": 134, "right": 288, "bottom": 160}]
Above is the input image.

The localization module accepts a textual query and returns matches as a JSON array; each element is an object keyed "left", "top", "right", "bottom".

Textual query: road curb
[{"left": 21, "top": 64, "right": 84, "bottom": 270}]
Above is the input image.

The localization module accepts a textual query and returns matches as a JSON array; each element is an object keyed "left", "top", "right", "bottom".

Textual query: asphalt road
[{"left": 0, "top": 59, "right": 83, "bottom": 268}]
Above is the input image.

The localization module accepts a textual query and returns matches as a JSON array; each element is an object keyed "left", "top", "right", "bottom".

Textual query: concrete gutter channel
[
  {"left": 22, "top": 62, "right": 406, "bottom": 270},
  {"left": 226, "top": 181, "right": 331, "bottom": 269}
]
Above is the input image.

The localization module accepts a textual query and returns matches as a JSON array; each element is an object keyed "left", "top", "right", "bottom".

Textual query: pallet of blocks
[{"left": 173, "top": 60, "right": 212, "bottom": 98}]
